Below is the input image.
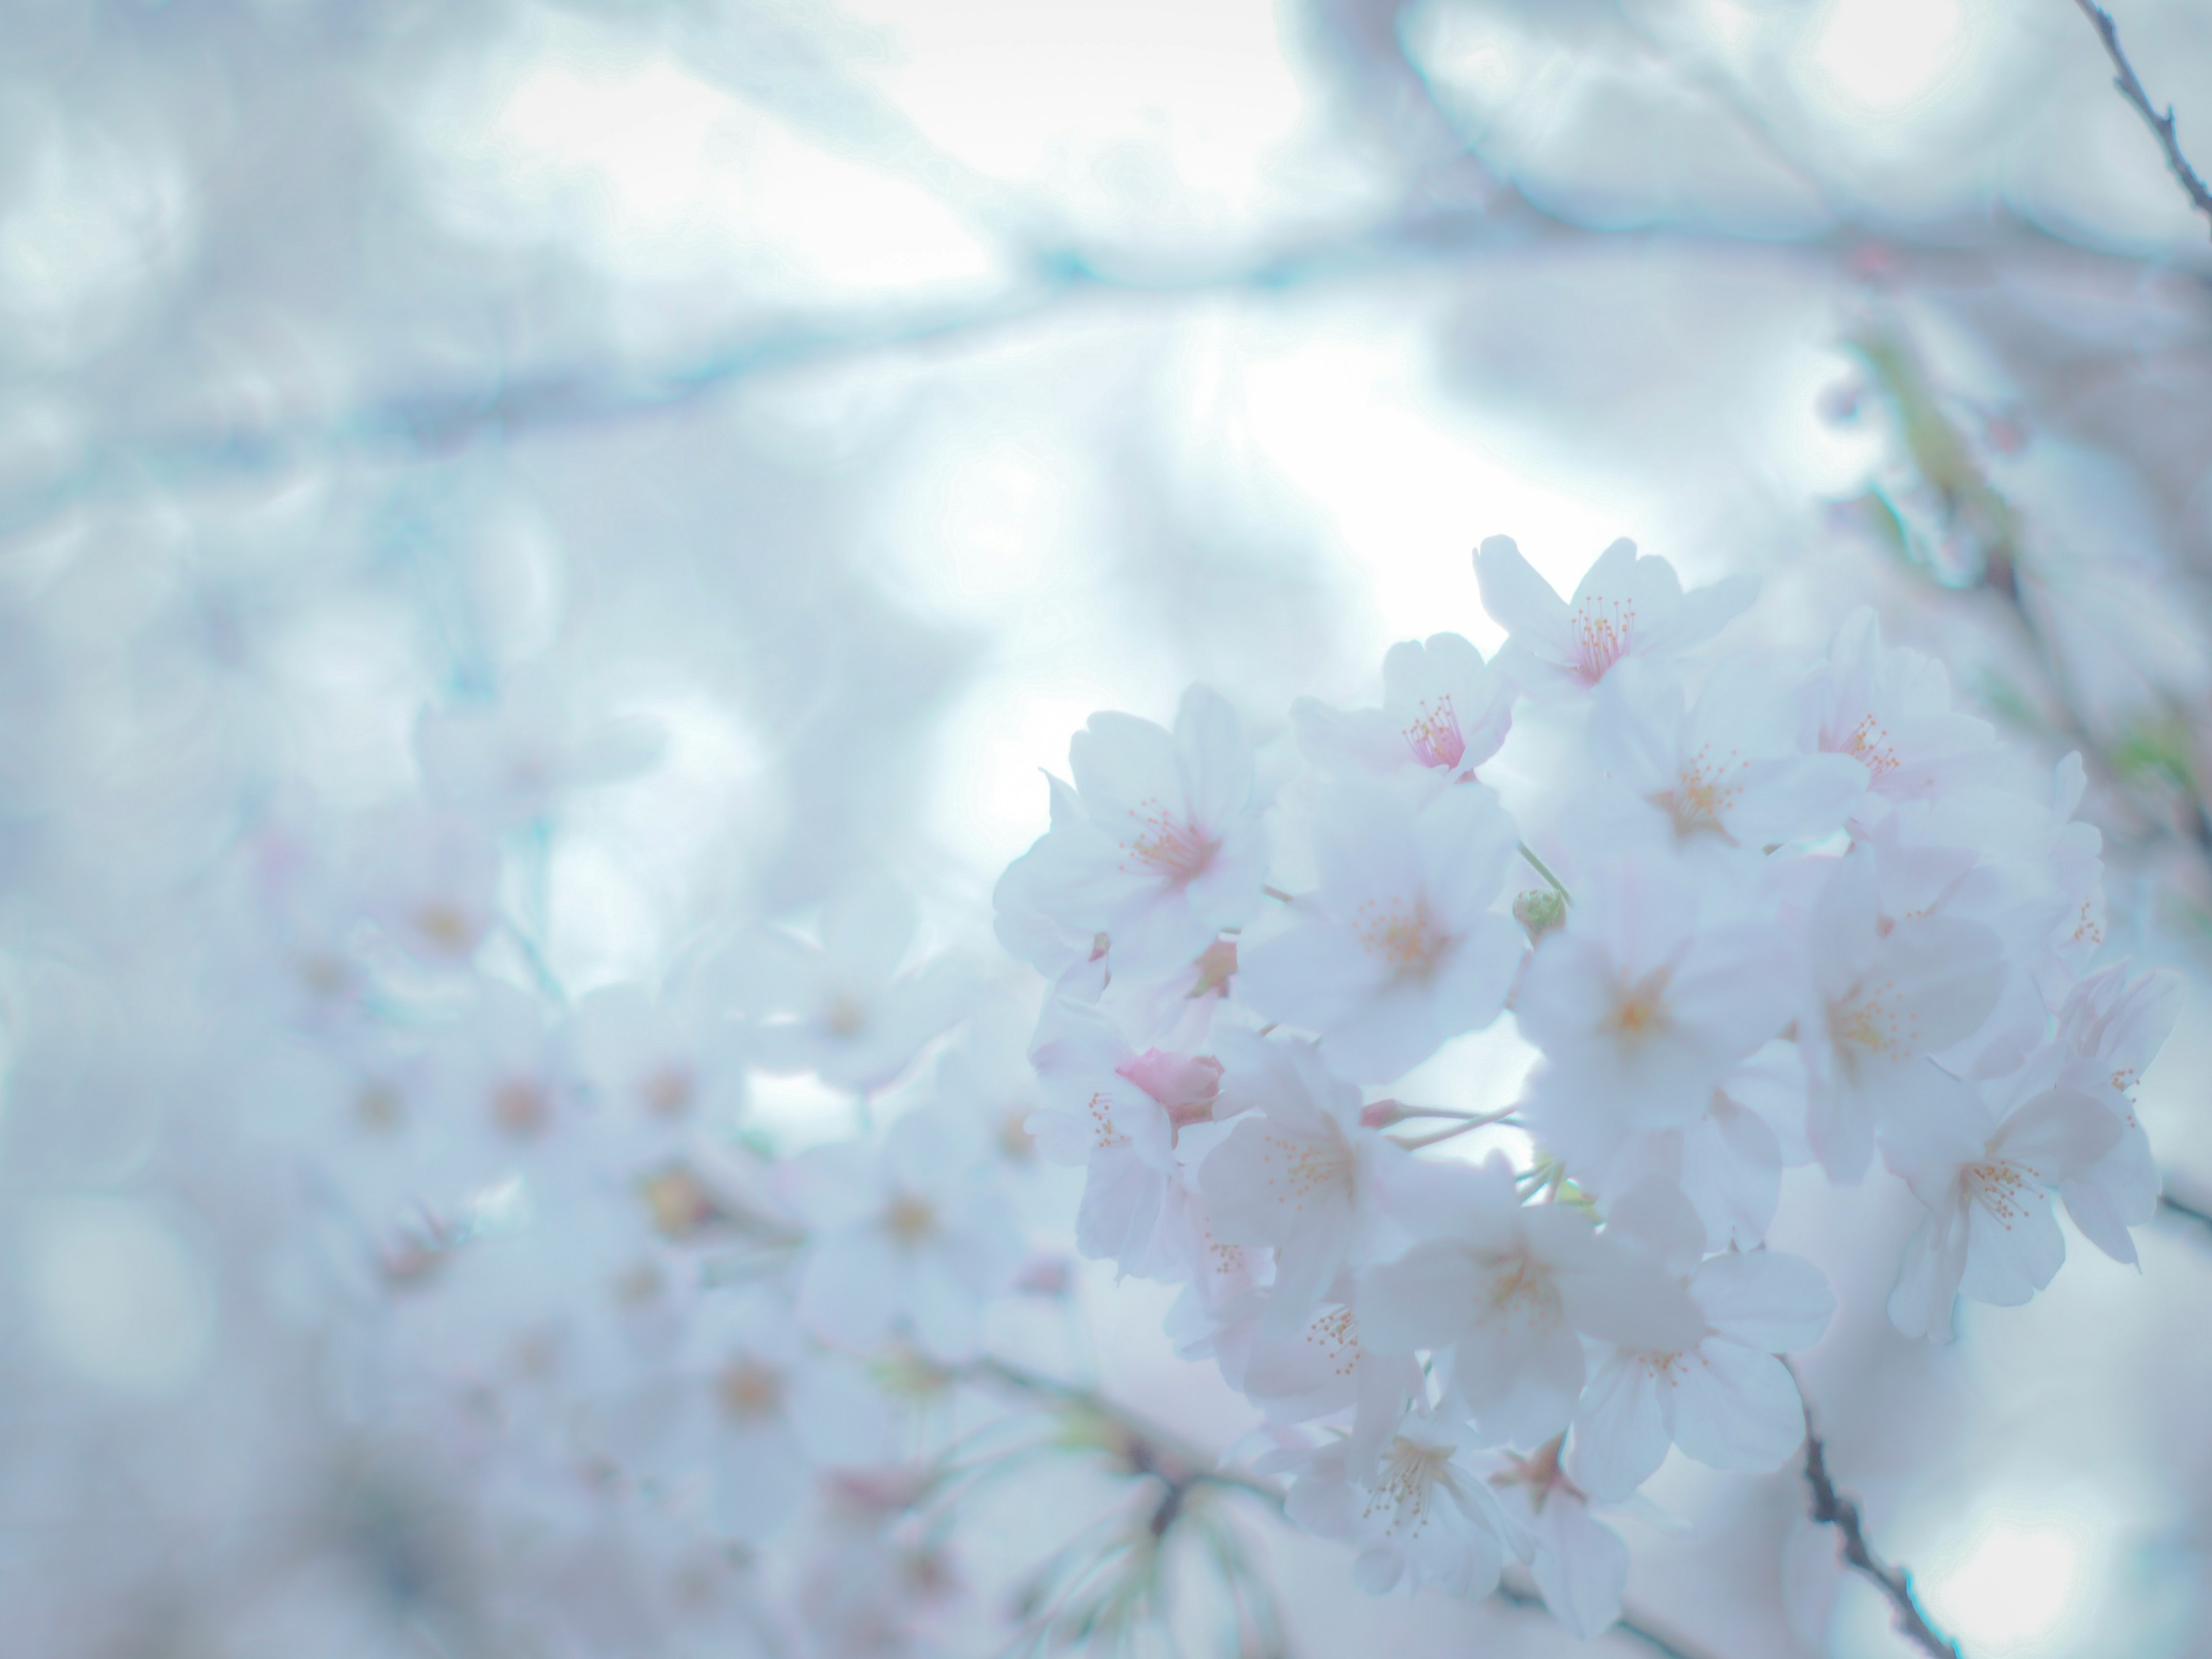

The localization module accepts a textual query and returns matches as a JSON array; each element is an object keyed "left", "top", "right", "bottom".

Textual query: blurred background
[{"left": 2, "top": 0, "right": 2210, "bottom": 1655}]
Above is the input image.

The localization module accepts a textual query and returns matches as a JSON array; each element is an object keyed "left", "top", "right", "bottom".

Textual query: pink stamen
[
  {"left": 1570, "top": 594, "right": 1636, "bottom": 685},
  {"left": 1404, "top": 696, "right": 1466, "bottom": 771},
  {"left": 1120, "top": 797, "right": 1219, "bottom": 884}
]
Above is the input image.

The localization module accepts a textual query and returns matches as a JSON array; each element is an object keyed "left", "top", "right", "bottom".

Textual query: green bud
[{"left": 1513, "top": 887, "right": 1566, "bottom": 941}]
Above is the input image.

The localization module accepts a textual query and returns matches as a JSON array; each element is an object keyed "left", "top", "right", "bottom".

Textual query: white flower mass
[{"left": 4, "top": 3, "right": 2210, "bottom": 1657}]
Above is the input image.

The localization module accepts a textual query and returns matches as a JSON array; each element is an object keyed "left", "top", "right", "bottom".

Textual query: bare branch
[
  {"left": 1794, "top": 1386, "right": 1962, "bottom": 1658},
  {"left": 2070, "top": 0, "right": 2212, "bottom": 240}
]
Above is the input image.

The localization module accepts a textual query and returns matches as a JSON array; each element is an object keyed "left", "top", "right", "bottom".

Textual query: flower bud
[{"left": 1513, "top": 887, "right": 1567, "bottom": 942}]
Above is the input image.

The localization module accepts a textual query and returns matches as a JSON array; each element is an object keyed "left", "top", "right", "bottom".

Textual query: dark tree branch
[
  {"left": 2070, "top": 0, "right": 2212, "bottom": 240},
  {"left": 2157, "top": 1186, "right": 2212, "bottom": 1236},
  {"left": 1796, "top": 1397, "right": 1962, "bottom": 1658}
]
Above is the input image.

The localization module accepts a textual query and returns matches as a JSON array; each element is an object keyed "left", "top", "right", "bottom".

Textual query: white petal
[{"left": 1668, "top": 1342, "right": 1806, "bottom": 1471}]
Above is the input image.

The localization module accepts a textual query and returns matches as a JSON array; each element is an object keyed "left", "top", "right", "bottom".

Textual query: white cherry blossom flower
[
  {"left": 1882, "top": 1077, "right": 2121, "bottom": 1340},
  {"left": 1475, "top": 535, "right": 1756, "bottom": 696},
  {"left": 719, "top": 875, "right": 974, "bottom": 1094},
  {"left": 665, "top": 1293, "right": 897, "bottom": 1543},
  {"left": 1516, "top": 854, "right": 1798, "bottom": 1170},
  {"left": 1490, "top": 1440, "right": 1630, "bottom": 1640},
  {"left": 1197, "top": 1028, "right": 1422, "bottom": 1330},
  {"left": 1569, "top": 1183, "right": 1832, "bottom": 1499},
  {"left": 1588, "top": 656, "right": 1868, "bottom": 852},
  {"left": 788, "top": 1102, "right": 1026, "bottom": 1360},
  {"left": 2048, "top": 964, "right": 2181, "bottom": 1265},
  {"left": 1574, "top": 1043, "right": 1803, "bottom": 1252},
  {"left": 1798, "top": 851, "right": 2005, "bottom": 1180},
  {"left": 993, "top": 683, "right": 1267, "bottom": 976},
  {"left": 1027, "top": 997, "right": 1216, "bottom": 1271},
  {"left": 1268, "top": 1407, "right": 1525, "bottom": 1601},
  {"left": 1358, "top": 1155, "right": 1703, "bottom": 1445},
  {"left": 1801, "top": 608, "right": 1999, "bottom": 818},
  {"left": 1236, "top": 781, "right": 1526, "bottom": 1082},
  {"left": 1291, "top": 632, "right": 1514, "bottom": 783}
]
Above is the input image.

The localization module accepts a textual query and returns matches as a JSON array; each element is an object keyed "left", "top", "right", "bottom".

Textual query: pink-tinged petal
[
  {"left": 1174, "top": 684, "right": 1256, "bottom": 831},
  {"left": 1668, "top": 1341, "right": 1805, "bottom": 1471},
  {"left": 1358, "top": 1241, "right": 1482, "bottom": 1352},
  {"left": 1183, "top": 817, "right": 1268, "bottom": 935},
  {"left": 1554, "top": 1240, "right": 1704, "bottom": 1352},
  {"left": 1319, "top": 982, "right": 1453, "bottom": 1083},
  {"left": 1198, "top": 1115, "right": 1351, "bottom": 1248},
  {"left": 1570, "top": 1351, "right": 1669, "bottom": 1500},
  {"left": 1959, "top": 1187, "right": 2063, "bottom": 1306},
  {"left": 1990, "top": 1089, "right": 2123, "bottom": 1183},
  {"left": 1075, "top": 1145, "right": 1168, "bottom": 1266},
  {"left": 1601, "top": 1179, "right": 1706, "bottom": 1277},
  {"left": 1887, "top": 1202, "right": 1969, "bottom": 1340},
  {"left": 1291, "top": 696, "right": 1407, "bottom": 776},
  {"left": 1426, "top": 914, "right": 1527, "bottom": 1034},
  {"left": 1413, "top": 782, "right": 1520, "bottom": 922},
  {"left": 1236, "top": 918, "right": 1381, "bottom": 1034},
  {"left": 1691, "top": 1250, "right": 1834, "bottom": 1352},
  {"left": 1589, "top": 657, "right": 1687, "bottom": 795},
  {"left": 2062, "top": 1175, "right": 2140, "bottom": 1267},
  {"left": 1872, "top": 1066, "right": 1989, "bottom": 1201},
  {"left": 1068, "top": 710, "right": 1179, "bottom": 826},
  {"left": 1683, "top": 1097, "right": 1783, "bottom": 1248},
  {"left": 1669, "top": 922, "right": 1798, "bottom": 1060},
  {"left": 1526, "top": 1497, "right": 1629, "bottom": 1639},
  {"left": 1656, "top": 571, "right": 1758, "bottom": 652},
  {"left": 1877, "top": 914, "right": 2007, "bottom": 1054},
  {"left": 1476, "top": 535, "right": 1569, "bottom": 640},
  {"left": 1728, "top": 753, "right": 1868, "bottom": 846},
  {"left": 1455, "top": 1312, "right": 1588, "bottom": 1445}
]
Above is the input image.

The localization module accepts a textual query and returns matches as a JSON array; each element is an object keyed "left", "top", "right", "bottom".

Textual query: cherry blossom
[
  {"left": 1268, "top": 1406, "right": 1526, "bottom": 1600},
  {"left": 1801, "top": 608, "right": 2000, "bottom": 816},
  {"left": 1235, "top": 780, "right": 1527, "bottom": 1082},
  {"left": 1291, "top": 632, "right": 1514, "bottom": 782},
  {"left": 788, "top": 1103, "right": 1027, "bottom": 1360},
  {"left": 1358, "top": 1154, "right": 1704, "bottom": 1445},
  {"left": 1883, "top": 1078, "right": 2122, "bottom": 1339},
  {"left": 993, "top": 684, "right": 1267, "bottom": 976},
  {"left": 1514, "top": 854, "right": 1798, "bottom": 1169},
  {"left": 1474, "top": 535, "right": 1757, "bottom": 696}
]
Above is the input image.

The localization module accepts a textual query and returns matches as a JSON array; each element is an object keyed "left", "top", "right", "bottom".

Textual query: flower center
[
  {"left": 1838, "top": 713, "right": 1900, "bottom": 781},
  {"left": 1356, "top": 897, "right": 1450, "bottom": 979},
  {"left": 1476, "top": 1247, "right": 1564, "bottom": 1329},
  {"left": 884, "top": 1192, "right": 938, "bottom": 1245},
  {"left": 1570, "top": 594, "right": 1635, "bottom": 685},
  {"left": 1403, "top": 696, "right": 1467, "bottom": 771},
  {"left": 1649, "top": 743, "right": 1746, "bottom": 840},
  {"left": 641, "top": 1064, "right": 696, "bottom": 1116},
  {"left": 717, "top": 1359, "right": 785, "bottom": 1422},
  {"left": 1601, "top": 967, "right": 1673, "bottom": 1046},
  {"left": 1120, "top": 798, "right": 1219, "bottom": 884},
  {"left": 1964, "top": 1159, "right": 2031, "bottom": 1225},
  {"left": 492, "top": 1077, "right": 552, "bottom": 1137}
]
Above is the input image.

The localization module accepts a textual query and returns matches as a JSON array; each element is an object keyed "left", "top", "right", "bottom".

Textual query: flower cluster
[{"left": 994, "top": 535, "right": 2180, "bottom": 1635}]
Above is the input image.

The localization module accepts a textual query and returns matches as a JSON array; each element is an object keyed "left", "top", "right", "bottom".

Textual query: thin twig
[
  {"left": 1793, "top": 1382, "right": 1961, "bottom": 1657},
  {"left": 1517, "top": 842, "right": 1571, "bottom": 903},
  {"left": 2070, "top": 0, "right": 2212, "bottom": 240}
]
